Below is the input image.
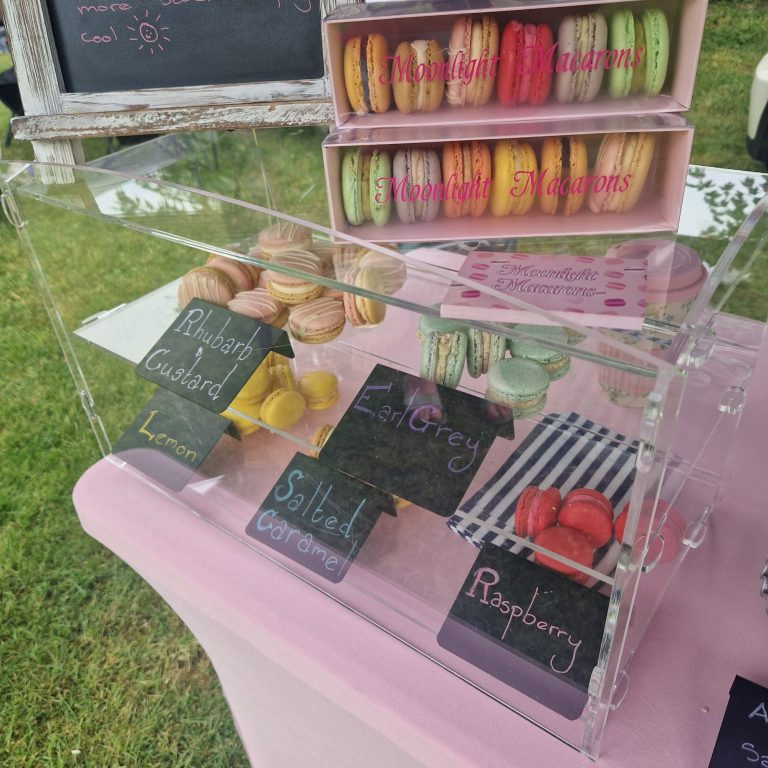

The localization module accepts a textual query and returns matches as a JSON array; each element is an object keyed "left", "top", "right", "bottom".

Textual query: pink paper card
[{"left": 440, "top": 251, "right": 648, "bottom": 329}]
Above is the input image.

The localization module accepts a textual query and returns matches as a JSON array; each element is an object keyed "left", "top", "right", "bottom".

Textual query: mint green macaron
[
  {"left": 486, "top": 358, "right": 549, "bottom": 419},
  {"left": 369, "top": 148, "right": 392, "bottom": 226},
  {"left": 641, "top": 9, "right": 670, "bottom": 96},
  {"left": 417, "top": 316, "right": 467, "bottom": 389},
  {"left": 508, "top": 325, "right": 571, "bottom": 381},
  {"left": 466, "top": 328, "right": 507, "bottom": 378},
  {"left": 608, "top": 8, "right": 635, "bottom": 98}
]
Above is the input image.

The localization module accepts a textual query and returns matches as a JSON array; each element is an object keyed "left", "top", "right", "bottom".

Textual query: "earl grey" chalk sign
[
  {"left": 137, "top": 299, "right": 294, "bottom": 413},
  {"left": 437, "top": 544, "right": 609, "bottom": 720},
  {"left": 318, "top": 364, "right": 514, "bottom": 517},
  {"left": 246, "top": 452, "right": 394, "bottom": 583}
]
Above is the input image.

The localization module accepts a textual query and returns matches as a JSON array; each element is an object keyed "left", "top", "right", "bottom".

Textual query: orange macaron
[
  {"left": 538, "top": 136, "right": 589, "bottom": 216},
  {"left": 441, "top": 141, "right": 492, "bottom": 218},
  {"left": 343, "top": 34, "right": 392, "bottom": 115}
]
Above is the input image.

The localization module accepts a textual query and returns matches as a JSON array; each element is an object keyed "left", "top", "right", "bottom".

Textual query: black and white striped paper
[{"left": 447, "top": 412, "right": 638, "bottom": 572}]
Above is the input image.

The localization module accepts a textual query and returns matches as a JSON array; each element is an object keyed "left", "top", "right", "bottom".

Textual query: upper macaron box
[{"left": 324, "top": 0, "right": 707, "bottom": 129}]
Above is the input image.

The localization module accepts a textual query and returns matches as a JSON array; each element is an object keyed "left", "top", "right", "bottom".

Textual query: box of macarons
[
  {"left": 323, "top": 0, "right": 707, "bottom": 129},
  {"left": 322, "top": 112, "right": 692, "bottom": 241}
]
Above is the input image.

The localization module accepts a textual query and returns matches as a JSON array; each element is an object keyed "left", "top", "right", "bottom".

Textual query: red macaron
[
  {"left": 497, "top": 21, "right": 553, "bottom": 106},
  {"left": 514, "top": 485, "right": 560, "bottom": 539},
  {"left": 557, "top": 488, "right": 614, "bottom": 548},
  {"left": 534, "top": 526, "right": 594, "bottom": 583},
  {"left": 614, "top": 500, "right": 685, "bottom": 565}
]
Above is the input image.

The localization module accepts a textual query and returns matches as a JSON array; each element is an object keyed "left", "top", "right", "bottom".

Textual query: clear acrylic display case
[{"left": 3, "top": 129, "right": 767, "bottom": 760}]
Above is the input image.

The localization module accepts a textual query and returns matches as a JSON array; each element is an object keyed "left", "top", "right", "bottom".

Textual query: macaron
[
  {"left": 260, "top": 388, "right": 307, "bottom": 431},
  {"left": 485, "top": 358, "right": 549, "bottom": 418},
  {"left": 588, "top": 132, "right": 656, "bottom": 214},
  {"left": 232, "top": 363, "right": 272, "bottom": 406},
  {"left": 358, "top": 247, "right": 407, "bottom": 295},
  {"left": 508, "top": 325, "right": 571, "bottom": 381},
  {"left": 514, "top": 486, "right": 561, "bottom": 539},
  {"left": 630, "top": 16, "right": 647, "bottom": 94},
  {"left": 342, "top": 148, "right": 393, "bottom": 227},
  {"left": 446, "top": 15, "right": 499, "bottom": 107},
  {"left": 269, "top": 362, "right": 297, "bottom": 392},
  {"left": 489, "top": 139, "right": 537, "bottom": 216},
  {"left": 288, "top": 297, "right": 346, "bottom": 344},
  {"left": 558, "top": 489, "right": 614, "bottom": 548},
  {"left": 310, "top": 423, "right": 335, "bottom": 458},
  {"left": 257, "top": 223, "right": 313, "bottom": 259},
  {"left": 640, "top": 9, "right": 670, "bottom": 97},
  {"left": 205, "top": 255, "right": 254, "bottom": 293},
  {"left": 417, "top": 316, "right": 468, "bottom": 389},
  {"left": 466, "top": 328, "right": 506, "bottom": 378},
  {"left": 538, "top": 136, "right": 588, "bottom": 216},
  {"left": 298, "top": 371, "right": 339, "bottom": 410},
  {"left": 228, "top": 288, "right": 289, "bottom": 328},
  {"left": 534, "top": 526, "right": 594, "bottom": 583},
  {"left": 441, "top": 141, "right": 492, "bottom": 219},
  {"left": 555, "top": 13, "right": 608, "bottom": 103},
  {"left": 392, "top": 40, "right": 445, "bottom": 114},
  {"left": 343, "top": 34, "right": 392, "bottom": 115},
  {"left": 392, "top": 148, "right": 442, "bottom": 224},
  {"left": 265, "top": 250, "right": 324, "bottom": 305},
  {"left": 614, "top": 499, "right": 685, "bottom": 564},
  {"left": 607, "top": 8, "right": 635, "bottom": 99},
  {"left": 178, "top": 266, "right": 236, "bottom": 308},
  {"left": 497, "top": 21, "right": 553, "bottom": 106},
  {"left": 222, "top": 401, "right": 262, "bottom": 436},
  {"left": 343, "top": 265, "right": 387, "bottom": 327}
]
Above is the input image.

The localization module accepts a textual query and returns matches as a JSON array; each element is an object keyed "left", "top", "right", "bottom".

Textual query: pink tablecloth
[{"left": 74, "top": 334, "right": 768, "bottom": 767}]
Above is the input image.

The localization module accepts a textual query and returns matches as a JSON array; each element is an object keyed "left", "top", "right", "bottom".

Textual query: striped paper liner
[{"left": 447, "top": 412, "right": 638, "bottom": 576}]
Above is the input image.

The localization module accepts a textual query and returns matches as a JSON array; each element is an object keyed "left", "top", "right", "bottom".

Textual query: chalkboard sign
[
  {"left": 709, "top": 676, "right": 768, "bottom": 768},
  {"left": 113, "top": 387, "right": 231, "bottom": 491},
  {"left": 437, "top": 544, "right": 609, "bottom": 720},
  {"left": 319, "top": 364, "right": 514, "bottom": 517},
  {"left": 45, "top": 0, "right": 326, "bottom": 93},
  {"left": 246, "top": 452, "right": 394, "bottom": 583},
  {"left": 136, "top": 299, "right": 293, "bottom": 413}
]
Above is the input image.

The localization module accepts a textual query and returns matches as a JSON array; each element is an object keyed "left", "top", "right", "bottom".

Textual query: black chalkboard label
[
  {"left": 708, "top": 676, "right": 768, "bottom": 768},
  {"left": 437, "top": 544, "right": 609, "bottom": 720},
  {"left": 245, "top": 452, "right": 393, "bottom": 583},
  {"left": 113, "top": 387, "right": 231, "bottom": 491},
  {"left": 136, "top": 299, "right": 293, "bottom": 413},
  {"left": 45, "top": 0, "right": 325, "bottom": 93},
  {"left": 319, "top": 364, "right": 513, "bottom": 517}
]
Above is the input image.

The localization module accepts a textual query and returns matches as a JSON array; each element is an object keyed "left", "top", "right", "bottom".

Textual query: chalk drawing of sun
[{"left": 127, "top": 10, "right": 171, "bottom": 54}]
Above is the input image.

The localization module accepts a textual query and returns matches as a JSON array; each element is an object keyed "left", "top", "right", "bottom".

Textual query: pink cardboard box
[
  {"left": 322, "top": 113, "right": 693, "bottom": 243},
  {"left": 324, "top": 0, "right": 707, "bottom": 130}
]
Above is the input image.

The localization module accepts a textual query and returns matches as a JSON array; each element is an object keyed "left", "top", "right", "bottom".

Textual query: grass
[{"left": 2, "top": 2, "right": 768, "bottom": 766}]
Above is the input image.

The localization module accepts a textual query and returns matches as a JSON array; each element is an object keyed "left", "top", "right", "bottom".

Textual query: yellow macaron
[
  {"left": 260, "top": 388, "right": 307, "bottom": 431},
  {"left": 298, "top": 371, "right": 339, "bottom": 410}
]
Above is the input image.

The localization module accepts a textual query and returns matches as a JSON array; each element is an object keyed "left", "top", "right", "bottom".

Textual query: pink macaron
[
  {"left": 228, "top": 288, "right": 289, "bottom": 328},
  {"left": 557, "top": 488, "right": 614, "bottom": 548},
  {"left": 288, "top": 297, "right": 346, "bottom": 344},
  {"left": 514, "top": 485, "right": 561, "bottom": 539}
]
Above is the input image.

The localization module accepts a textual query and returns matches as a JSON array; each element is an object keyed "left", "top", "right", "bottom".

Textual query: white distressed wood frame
[{"left": 3, "top": 0, "right": 360, "bottom": 161}]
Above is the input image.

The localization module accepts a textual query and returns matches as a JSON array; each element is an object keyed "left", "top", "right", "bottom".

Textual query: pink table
[{"left": 73, "top": 336, "right": 768, "bottom": 767}]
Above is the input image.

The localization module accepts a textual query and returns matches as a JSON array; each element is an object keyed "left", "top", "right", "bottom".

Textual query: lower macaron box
[{"left": 322, "top": 114, "right": 692, "bottom": 242}]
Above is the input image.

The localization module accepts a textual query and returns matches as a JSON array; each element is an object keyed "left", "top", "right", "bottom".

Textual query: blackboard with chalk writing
[
  {"left": 319, "top": 364, "right": 515, "bottom": 517},
  {"left": 438, "top": 544, "right": 609, "bottom": 720},
  {"left": 136, "top": 299, "right": 294, "bottom": 413},
  {"left": 246, "top": 452, "right": 394, "bottom": 583},
  {"left": 45, "top": 0, "right": 326, "bottom": 93}
]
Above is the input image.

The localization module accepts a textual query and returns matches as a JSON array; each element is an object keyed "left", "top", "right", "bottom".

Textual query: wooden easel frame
[{"left": 3, "top": 0, "right": 360, "bottom": 164}]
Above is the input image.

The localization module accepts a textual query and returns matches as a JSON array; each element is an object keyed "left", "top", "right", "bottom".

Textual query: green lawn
[{"left": 2, "top": 2, "right": 768, "bottom": 766}]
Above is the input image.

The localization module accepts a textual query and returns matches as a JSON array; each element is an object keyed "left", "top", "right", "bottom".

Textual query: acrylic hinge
[
  {"left": 587, "top": 667, "right": 604, "bottom": 706},
  {"left": 1, "top": 192, "right": 26, "bottom": 230},
  {"left": 683, "top": 506, "right": 712, "bottom": 550},
  {"left": 79, "top": 390, "right": 96, "bottom": 422},
  {"left": 719, "top": 386, "right": 747, "bottom": 415},
  {"left": 678, "top": 331, "right": 716, "bottom": 369},
  {"left": 610, "top": 670, "right": 630, "bottom": 711},
  {"left": 761, "top": 560, "right": 768, "bottom": 616}
]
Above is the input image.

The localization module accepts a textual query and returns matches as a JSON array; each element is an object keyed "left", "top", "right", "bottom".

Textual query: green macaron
[
  {"left": 608, "top": 8, "right": 635, "bottom": 98},
  {"left": 417, "top": 316, "right": 467, "bottom": 389},
  {"left": 508, "top": 325, "right": 571, "bottom": 381},
  {"left": 369, "top": 148, "right": 392, "bottom": 226},
  {"left": 641, "top": 9, "right": 669, "bottom": 96},
  {"left": 486, "top": 358, "right": 549, "bottom": 419},
  {"left": 341, "top": 148, "right": 365, "bottom": 226},
  {"left": 466, "top": 328, "right": 507, "bottom": 378}
]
